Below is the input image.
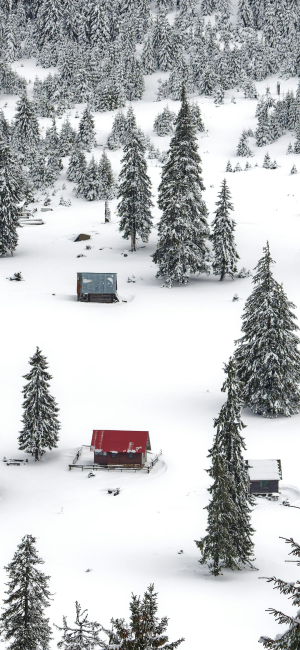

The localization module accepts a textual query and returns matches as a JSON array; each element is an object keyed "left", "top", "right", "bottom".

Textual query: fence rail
[{"left": 69, "top": 449, "right": 162, "bottom": 474}]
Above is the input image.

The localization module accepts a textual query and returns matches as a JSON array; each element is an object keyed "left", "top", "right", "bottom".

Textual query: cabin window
[
  {"left": 260, "top": 480, "right": 270, "bottom": 488},
  {"left": 128, "top": 453, "right": 133, "bottom": 458},
  {"left": 111, "top": 452, "right": 118, "bottom": 458}
]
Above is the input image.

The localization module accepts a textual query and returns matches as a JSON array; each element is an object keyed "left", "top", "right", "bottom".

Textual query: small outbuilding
[
  {"left": 246, "top": 459, "right": 282, "bottom": 495},
  {"left": 91, "top": 430, "right": 151, "bottom": 467},
  {"left": 77, "top": 272, "right": 118, "bottom": 303}
]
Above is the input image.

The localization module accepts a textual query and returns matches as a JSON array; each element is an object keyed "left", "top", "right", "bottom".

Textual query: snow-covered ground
[{"left": 1, "top": 60, "right": 300, "bottom": 649}]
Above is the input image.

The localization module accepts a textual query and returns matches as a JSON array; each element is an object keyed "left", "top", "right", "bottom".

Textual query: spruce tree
[
  {"left": 118, "top": 107, "right": 153, "bottom": 252},
  {"left": 153, "top": 106, "right": 176, "bottom": 136},
  {"left": 234, "top": 242, "right": 300, "bottom": 417},
  {"left": 196, "top": 358, "right": 255, "bottom": 575},
  {"left": 55, "top": 602, "right": 103, "bottom": 650},
  {"left": 12, "top": 92, "right": 40, "bottom": 162},
  {"left": 0, "top": 535, "right": 52, "bottom": 650},
  {"left": 18, "top": 347, "right": 60, "bottom": 461},
  {"left": 236, "top": 130, "right": 253, "bottom": 157},
  {"left": 211, "top": 179, "right": 239, "bottom": 280},
  {"left": 76, "top": 156, "right": 101, "bottom": 201},
  {"left": 0, "top": 137, "right": 23, "bottom": 256},
  {"left": 107, "top": 584, "right": 184, "bottom": 649},
  {"left": 67, "top": 149, "right": 87, "bottom": 183},
  {"left": 59, "top": 118, "right": 77, "bottom": 157},
  {"left": 259, "top": 537, "right": 300, "bottom": 650},
  {"left": 76, "top": 106, "right": 97, "bottom": 152},
  {"left": 153, "top": 87, "right": 210, "bottom": 286},
  {"left": 98, "top": 150, "right": 117, "bottom": 222}
]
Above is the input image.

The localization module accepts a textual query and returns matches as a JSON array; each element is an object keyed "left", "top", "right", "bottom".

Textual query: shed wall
[
  {"left": 250, "top": 480, "right": 279, "bottom": 494},
  {"left": 94, "top": 452, "right": 144, "bottom": 466}
]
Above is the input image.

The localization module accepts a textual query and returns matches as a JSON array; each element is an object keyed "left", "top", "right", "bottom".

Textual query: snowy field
[{"left": 1, "top": 57, "right": 300, "bottom": 649}]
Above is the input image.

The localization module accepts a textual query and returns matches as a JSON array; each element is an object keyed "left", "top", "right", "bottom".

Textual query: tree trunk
[
  {"left": 131, "top": 216, "right": 136, "bottom": 252},
  {"left": 220, "top": 268, "right": 226, "bottom": 281},
  {"left": 35, "top": 448, "right": 40, "bottom": 461},
  {"left": 105, "top": 200, "right": 111, "bottom": 223}
]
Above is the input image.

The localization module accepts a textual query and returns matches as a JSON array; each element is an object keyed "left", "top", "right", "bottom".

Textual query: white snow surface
[
  {"left": 247, "top": 459, "right": 281, "bottom": 481},
  {"left": 1, "top": 58, "right": 300, "bottom": 649}
]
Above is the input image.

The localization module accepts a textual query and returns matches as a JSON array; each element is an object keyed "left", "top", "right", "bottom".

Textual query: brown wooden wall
[
  {"left": 250, "top": 480, "right": 279, "bottom": 494},
  {"left": 94, "top": 452, "right": 144, "bottom": 466},
  {"left": 78, "top": 293, "right": 116, "bottom": 303}
]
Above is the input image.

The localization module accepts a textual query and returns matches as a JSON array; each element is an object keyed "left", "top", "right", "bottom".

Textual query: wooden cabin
[
  {"left": 91, "top": 430, "right": 151, "bottom": 467},
  {"left": 77, "top": 272, "right": 118, "bottom": 303},
  {"left": 246, "top": 459, "right": 282, "bottom": 495}
]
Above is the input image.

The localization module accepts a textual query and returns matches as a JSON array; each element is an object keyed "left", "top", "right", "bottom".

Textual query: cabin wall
[
  {"left": 250, "top": 480, "right": 279, "bottom": 494},
  {"left": 94, "top": 452, "right": 144, "bottom": 466},
  {"left": 78, "top": 293, "right": 116, "bottom": 303}
]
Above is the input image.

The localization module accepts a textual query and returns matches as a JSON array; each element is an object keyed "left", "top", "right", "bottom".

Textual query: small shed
[
  {"left": 77, "top": 272, "right": 118, "bottom": 303},
  {"left": 91, "top": 430, "right": 151, "bottom": 467},
  {"left": 246, "top": 459, "right": 282, "bottom": 494}
]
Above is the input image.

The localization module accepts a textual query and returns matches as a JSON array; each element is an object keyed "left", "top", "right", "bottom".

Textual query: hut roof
[
  {"left": 91, "top": 430, "right": 151, "bottom": 454},
  {"left": 247, "top": 459, "right": 282, "bottom": 481}
]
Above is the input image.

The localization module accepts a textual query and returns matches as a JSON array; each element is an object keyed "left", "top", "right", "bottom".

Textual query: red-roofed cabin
[{"left": 91, "top": 430, "right": 151, "bottom": 467}]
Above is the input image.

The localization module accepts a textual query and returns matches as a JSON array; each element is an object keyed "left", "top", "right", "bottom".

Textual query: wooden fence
[{"left": 69, "top": 449, "right": 162, "bottom": 474}]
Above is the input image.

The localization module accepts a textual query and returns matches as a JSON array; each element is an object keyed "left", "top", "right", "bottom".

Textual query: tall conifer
[
  {"left": 0, "top": 137, "right": 23, "bottom": 256},
  {"left": 18, "top": 347, "right": 60, "bottom": 461},
  {"left": 211, "top": 179, "right": 239, "bottom": 280},
  {"left": 153, "top": 87, "right": 210, "bottom": 286},
  {"left": 0, "top": 535, "right": 52, "bottom": 650},
  {"left": 118, "top": 107, "right": 153, "bottom": 251},
  {"left": 234, "top": 243, "right": 300, "bottom": 417}
]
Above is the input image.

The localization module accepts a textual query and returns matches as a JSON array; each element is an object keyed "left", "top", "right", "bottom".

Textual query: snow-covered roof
[{"left": 247, "top": 459, "right": 282, "bottom": 481}]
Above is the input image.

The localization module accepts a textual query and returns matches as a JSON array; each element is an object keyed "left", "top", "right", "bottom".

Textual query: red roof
[{"left": 91, "top": 430, "right": 150, "bottom": 454}]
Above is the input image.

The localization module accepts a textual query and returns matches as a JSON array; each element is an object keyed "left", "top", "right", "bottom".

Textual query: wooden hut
[
  {"left": 246, "top": 459, "right": 282, "bottom": 495},
  {"left": 77, "top": 272, "right": 118, "bottom": 303},
  {"left": 91, "top": 430, "right": 151, "bottom": 467}
]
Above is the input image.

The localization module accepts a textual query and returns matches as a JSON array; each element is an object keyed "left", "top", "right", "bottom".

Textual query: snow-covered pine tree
[
  {"left": 76, "top": 156, "right": 101, "bottom": 201},
  {"left": 259, "top": 537, "right": 300, "bottom": 650},
  {"left": 152, "top": 8, "right": 174, "bottom": 71},
  {"left": 0, "top": 109, "right": 11, "bottom": 143},
  {"left": 263, "top": 151, "right": 271, "bottom": 168},
  {"left": 201, "top": 0, "right": 217, "bottom": 14},
  {"left": 141, "top": 31, "right": 157, "bottom": 74},
  {"left": 45, "top": 150, "right": 63, "bottom": 187},
  {"left": 189, "top": 101, "right": 205, "bottom": 132},
  {"left": 211, "top": 179, "right": 239, "bottom": 280},
  {"left": 287, "top": 142, "right": 293, "bottom": 154},
  {"left": 234, "top": 242, "right": 300, "bottom": 417},
  {"left": 0, "top": 535, "right": 52, "bottom": 650},
  {"left": 196, "top": 358, "right": 255, "bottom": 575},
  {"left": 153, "top": 106, "right": 176, "bottom": 136},
  {"left": 152, "top": 87, "right": 210, "bottom": 286},
  {"left": 118, "top": 107, "right": 153, "bottom": 251},
  {"left": 67, "top": 148, "right": 87, "bottom": 183},
  {"left": 213, "top": 84, "right": 225, "bottom": 105},
  {"left": 195, "top": 431, "right": 240, "bottom": 576},
  {"left": 107, "top": 584, "right": 184, "bottom": 649},
  {"left": 44, "top": 118, "right": 60, "bottom": 156},
  {"left": 226, "top": 160, "right": 233, "bottom": 171},
  {"left": 12, "top": 91, "right": 40, "bottom": 162},
  {"left": 98, "top": 150, "right": 117, "bottom": 222},
  {"left": 291, "top": 163, "right": 297, "bottom": 174},
  {"left": 55, "top": 602, "right": 103, "bottom": 650},
  {"left": 236, "top": 130, "right": 253, "bottom": 157},
  {"left": 59, "top": 118, "right": 77, "bottom": 157},
  {"left": 18, "top": 347, "right": 60, "bottom": 461},
  {"left": 0, "top": 137, "right": 23, "bottom": 256},
  {"left": 29, "top": 150, "right": 47, "bottom": 190},
  {"left": 237, "top": 0, "right": 254, "bottom": 27},
  {"left": 76, "top": 106, "right": 97, "bottom": 152}
]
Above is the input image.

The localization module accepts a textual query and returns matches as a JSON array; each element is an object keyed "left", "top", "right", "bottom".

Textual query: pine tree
[
  {"left": 226, "top": 160, "right": 233, "bottom": 172},
  {"left": 76, "top": 106, "right": 97, "bottom": 152},
  {"left": 259, "top": 537, "right": 300, "bottom": 650},
  {"left": 18, "top": 347, "right": 60, "bottom": 461},
  {"left": 0, "top": 535, "right": 52, "bottom": 650},
  {"left": 213, "top": 85, "right": 225, "bottom": 105},
  {"left": 76, "top": 156, "right": 101, "bottom": 201},
  {"left": 0, "top": 137, "right": 23, "bottom": 257},
  {"left": 29, "top": 151, "right": 47, "bottom": 190},
  {"left": 152, "top": 9, "right": 174, "bottom": 71},
  {"left": 141, "top": 32, "right": 157, "bottom": 74},
  {"left": 211, "top": 179, "right": 239, "bottom": 280},
  {"left": 12, "top": 92, "right": 40, "bottom": 162},
  {"left": 118, "top": 107, "right": 153, "bottom": 252},
  {"left": 67, "top": 149, "right": 87, "bottom": 183},
  {"left": 237, "top": 130, "right": 253, "bottom": 157},
  {"left": 263, "top": 152, "right": 272, "bottom": 168},
  {"left": 237, "top": 0, "right": 254, "bottom": 27},
  {"left": 153, "top": 106, "right": 176, "bottom": 136},
  {"left": 189, "top": 101, "right": 205, "bottom": 132},
  {"left": 291, "top": 163, "right": 297, "bottom": 174},
  {"left": 55, "top": 602, "right": 103, "bottom": 650},
  {"left": 153, "top": 87, "right": 210, "bottom": 286},
  {"left": 234, "top": 242, "right": 300, "bottom": 417},
  {"left": 59, "top": 118, "right": 77, "bottom": 157},
  {"left": 196, "top": 358, "right": 255, "bottom": 575},
  {"left": 107, "top": 584, "right": 184, "bottom": 649},
  {"left": 98, "top": 150, "right": 117, "bottom": 222},
  {"left": 287, "top": 142, "right": 294, "bottom": 154}
]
